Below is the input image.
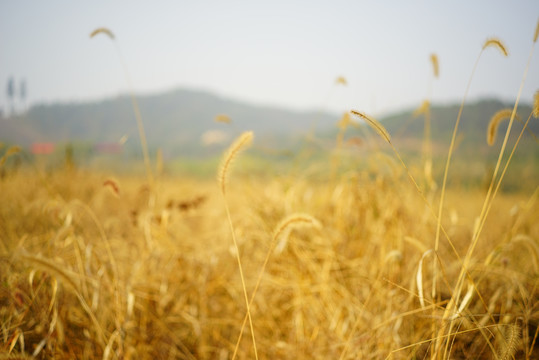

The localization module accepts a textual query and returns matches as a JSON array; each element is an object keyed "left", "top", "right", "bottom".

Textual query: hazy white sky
[{"left": 0, "top": 1, "right": 538, "bottom": 116}]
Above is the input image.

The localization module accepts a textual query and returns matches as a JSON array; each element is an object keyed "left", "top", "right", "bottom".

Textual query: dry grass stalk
[
  {"left": 451, "top": 281, "right": 474, "bottom": 320},
  {"left": 103, "top": 179, "right": 120, "bottom": 197},
  {"left": 5, "top": 146, "right": 21, "bottom": 157},
  {"left": 218, "top": 131, "right": 253, "bottom": 195},
  {"left": 534, "top": 18, "right": 539, "bottom": 43},
  {"left": 487, "top": 109, "right": 520, "bottom": 145},
  {"left": 0, "top": 353, "right": 34, "bottom": 360},
  {"left": 19, "top": 254, "right": 79, "bottom": 290},
  {"left": 273, "top": 214, "right": 321, "bottom": 254},
  {"left": 431, "top": 36, "right": 511, "bottom": 358},
  {"left": 17, "top": 253, "right": 106, "bottom": 347},
  {"left": 430, "top": 53, "right": 439, "bottom": 78},
  {"left": 496, "top": 324, "right": 521, "bottom": 360},
  {"left": 335, "top": 76, "right": 347, "bottom": 85},
  {"left": 510, "top": 235, "right": 539, "bottom": 273},
  {"left": 440, "top": 29, "right": 537, "bottom": 360},
  {"left": 2, "top": 20, "right": 538, "bottom": 360},
  {"left": 233, "top": 213, "right": 320, "bottom": 359},
  {"left": 483, "top": 38, "right": 509, "bottom": 57},
  {"left": 1, "top": 166, "right": 536, "bottom": 359},
  {"left": 90, "top": 26, "right": 154, "bottom": 194},
  {"left": 413, "top": 100, "right": 430, "bottom": 117},
  {"left": 215, "top": 114, "right": 232, "bottom": 124},
  {"left": 89, "top": 27, "right": 115, "bottom": 39},
  {"left": 416, "top": 249, "right": 433, "bottom": 308},
  {"left": 337, "top": 112, "right": 357, "bottom": 131},
  {"left": 0, "top": 146, "right": 21, "bottom": 167},
  {"left": 350, "top": 110, "right": 391, "bottom": 143},
  {"left": 218, "top": 131, "right": 258, "bottom": 359},
  {"left": 273, "top": 213, "right": 320, "bottom": 240},
  {"left": 533, "top": 90, "right": 539, "bottom": 118}
]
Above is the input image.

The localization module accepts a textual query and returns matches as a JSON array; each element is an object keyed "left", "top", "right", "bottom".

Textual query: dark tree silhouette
[
  {"left": 20, "top": 79, "right": 27, "bottom": 113},
  {"left": 7, "top": 76, "right": 15, "bottom": 116}
]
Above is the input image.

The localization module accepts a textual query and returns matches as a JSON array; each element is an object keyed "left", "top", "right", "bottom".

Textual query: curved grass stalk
[
  {"left": 218, "top": 132, "right": 258, "bottom": 360},
  {"left": 438, "top": 32, "right": 536, "bottom": 360},
  {"left": 90, "top": 28, "right": 154, "bottom": 191},
  {"left": 232, "top": 214, "right": 319, "bottom": 360}
]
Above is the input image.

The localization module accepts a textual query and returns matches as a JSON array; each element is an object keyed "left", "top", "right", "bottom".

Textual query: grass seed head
[
  {"left": 274, "top": 214, "right": 321, "bottom": 254},
  {"left": 103, "top": 178, "right": 121, "bottom": 197},
  {"left": 215, "top": 114, "right": 232, "bottom": 124},
  {"left": 90, "top": 27, "right": 115, "bottom": 39},
  {"left": 218, "top": 131, "right": 254, "bottom": 195},
  {"left": 350, "top": 110, "right": 391, "bottom": 143},
  {"left": 430, "top": 53, "right": 439, "bottom": 78},
  {"left": 496, "top": 324, "right": 521, "bottom": 360},
  {"left": 483, "top": 38, "right": 508, "bottom": 57},
  {"left": 413, "top": 100, "right": 431, "bottom": 117},
  {"left": 534, "top": 18, "right": 539, "bottom": 43},
  {"left": 487, "top": 109, "right": 519, "bottom": 145},
  {"left": 0, "top": 145, "right": 22, "bottom": 167},
  {"left": 335, "top": 76, "right": 347, "bottom": 86}
]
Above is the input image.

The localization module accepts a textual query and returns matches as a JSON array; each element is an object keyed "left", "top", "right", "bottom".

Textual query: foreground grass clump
[{"left": 0, "top": 165, "right": 537, "bottom": 359}]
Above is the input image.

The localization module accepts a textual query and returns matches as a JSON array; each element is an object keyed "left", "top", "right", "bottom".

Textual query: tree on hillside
[
  {"left": 20, "top": 79, "right": 27, "bottom": 113},
  {"left": 7, "top": 76, "right": 15, "bottom": 116}
]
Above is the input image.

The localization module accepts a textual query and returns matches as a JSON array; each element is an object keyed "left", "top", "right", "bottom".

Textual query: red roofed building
[
  {"left": 31, "top": 142, "right": 55, "bottom": 155},
  {"left": 95, "top": 143, "right": 122, "bottom": 154}
]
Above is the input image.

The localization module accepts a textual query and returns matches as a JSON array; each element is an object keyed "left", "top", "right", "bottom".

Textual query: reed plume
[
  {"left": 273, "top": 213, "right": 321, "bottom": 254},
  {"left": 413, "top": 100, "right": 431, "bottom": 117},
  {"left": 218, "top": 131, "right": 257, "bottom": 359},
  {"left": 0, "top": 145, "right": 21, "bottom": 167},
  {"left": 534, "top": 17, "right": 539, "bottom": 43},
  {"left": 483, "top": 38, "right": 509, "bottom": 56},
  {"left": 215, "top": 114, "right": 232, "bottom": 124},
  {"left": 430, "top": 53, "right": 439, "bottom": 78},
  {"left": 89, "top": 27, "right": 115, "bottom": 39},
  {"left": 487, "top": 109, "right": 520, "bottom": 145},
  {"left": 431, "top": 36, "right": 510, "bottom": 359},
  {"left": 496, "top": 324, "right": 520, "bottom": 360},
  {"left": 218, "top": 131, "right": 253, "bottom": 195},
  {"left": 103, "top": 179, "right": 120, "bottom": 197},
  {"left": 335, "top": 76, "right": 347, "bottom": 85},
  {"left": 350, "top": 110, "right": 391, "bottom": 143}
]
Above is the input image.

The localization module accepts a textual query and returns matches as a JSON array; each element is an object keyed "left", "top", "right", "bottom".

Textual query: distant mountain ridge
[
  {"left": 380, "top": 98, "right": 537, "bottom": 154},
  {"left": 0, "top": 88, "right": 536, "bottom": 157},
  {"left": 0, "top": 88, "right": 338, "bottom": 155}
]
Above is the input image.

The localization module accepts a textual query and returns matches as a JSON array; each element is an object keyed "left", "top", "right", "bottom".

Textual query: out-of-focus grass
[{"left": 0, "top": 155, "right": 537, "bottom": 358}]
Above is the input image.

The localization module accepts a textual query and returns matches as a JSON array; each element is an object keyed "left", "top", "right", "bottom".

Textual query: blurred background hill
[{"left": 1, "top": 88, "right": 536, "bottom": 158}]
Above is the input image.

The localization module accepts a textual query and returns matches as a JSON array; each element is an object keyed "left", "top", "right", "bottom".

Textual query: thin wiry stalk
[
  {"left": 441, "top": 34, "right": 535, "bottom": 360},
  {"left": 232, "top": 214, "right": 319, "bottom": 360},
  {"left": 90, "top": 28, "right": 154, "bottom": 191},
  {"left": 223, "top": 199, "right": 259, "bottom": 360}
]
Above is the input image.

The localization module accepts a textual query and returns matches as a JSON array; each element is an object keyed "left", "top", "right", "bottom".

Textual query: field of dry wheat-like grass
[
  {"left": 1, "top": 20, "right": 539, "bottom": 360},
  {"left": 0, "top": 153, "right": 538, "bottom": 359}
]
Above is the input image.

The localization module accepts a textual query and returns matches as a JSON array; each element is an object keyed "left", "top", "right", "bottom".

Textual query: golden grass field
[
  {"left": 1, "top": 26, "right": 539, "bottom": 360},
  {"left": 0, "top": 155, "right": 538, "bottom": 359}
]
